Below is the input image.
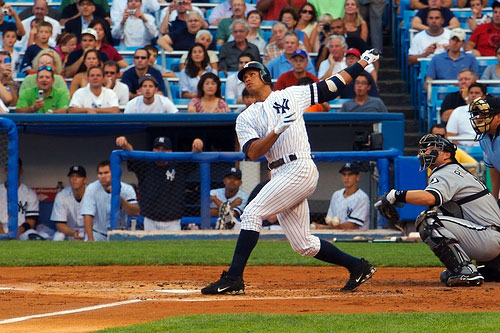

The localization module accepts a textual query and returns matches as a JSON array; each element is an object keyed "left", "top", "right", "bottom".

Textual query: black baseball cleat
[
  {"left": 445, "top": 271, "right": 484, "bottom": 287},
  {"left": 201, "top": 270, "right": 245, "bottom": 295},
  {"left": 340, "top": 258, "right": 376, "bottom": 292}
]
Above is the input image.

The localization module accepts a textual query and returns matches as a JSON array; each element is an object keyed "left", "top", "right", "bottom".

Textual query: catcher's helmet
[
  {"left": 417, "top": 134, "right": 457, "bottom": 171},
  {"left": 237, "top": 61, "right": 272, "bottom": 85},
  {"left": 469, "top": 94, "right": 500, "bottom": 140}
]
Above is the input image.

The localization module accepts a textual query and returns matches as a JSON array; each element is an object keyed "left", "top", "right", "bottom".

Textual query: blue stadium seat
[{"left": 427, "top": 85, "right": 458, "bottom": 129}]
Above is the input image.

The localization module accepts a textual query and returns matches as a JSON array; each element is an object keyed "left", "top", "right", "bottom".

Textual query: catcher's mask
[
  {"left": 469, "top": 95, "right": 500, "bottom": 140},
  {"left": 418, "top": 134, "right": 456, "bottom": 171}
]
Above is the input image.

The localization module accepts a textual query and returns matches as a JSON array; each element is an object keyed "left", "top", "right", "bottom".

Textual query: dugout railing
[{"left": 110, "top": 149, "right": 401, "bottom": 230}]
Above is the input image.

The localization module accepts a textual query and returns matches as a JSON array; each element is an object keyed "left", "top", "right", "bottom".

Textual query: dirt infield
[{"left": 1, "top": 265, "right": 500, "bottom": 332}]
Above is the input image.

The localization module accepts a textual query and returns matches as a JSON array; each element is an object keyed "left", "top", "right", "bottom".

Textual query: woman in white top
[
  {"left": 296, "top": 3, "right": 318, "bottom": 45},
  {"left": 69, "top": 49, "right": 102, "bottom": 97},
  {"left": 179, "top": 43, "right": 217, "bottom": 99}
]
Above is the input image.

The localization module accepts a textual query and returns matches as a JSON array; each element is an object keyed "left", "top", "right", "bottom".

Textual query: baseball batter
[
  {"left": 202, "top": 50, "right": 380, "bottom": 295},
  {"left": 376, "top": 134, "right": 500, "bottom": 286}
]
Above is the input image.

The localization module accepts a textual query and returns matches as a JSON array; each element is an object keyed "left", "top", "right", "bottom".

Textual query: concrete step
[
  {"left": 378, "top": 56, "right": 398, "bottom": 68},
  {"left": 377, "top": 79, "right": 407, "bottom": 93},
  {"left": 380, "top": 93, "right": 411, "bottom": 105},
  {"left": 405, "top": 119, "right": 419, "bottom": 132},
  {"left": 387, "top": 105, "right": 414, "bottom": 119},
  {"left": 377, "top": 68, "right": 401, "bottom": 80},
  {"left": 405, "top": 132, "right": 421, "bottom": 148}
]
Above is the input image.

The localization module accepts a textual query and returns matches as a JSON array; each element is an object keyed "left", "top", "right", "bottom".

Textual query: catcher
[{"left": 376, "top": 134, "right": 500, "bottom": 286}]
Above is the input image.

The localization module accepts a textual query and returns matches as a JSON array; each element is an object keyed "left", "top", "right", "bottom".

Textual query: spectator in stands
[
  {"left": 340, "top": 72, "right": 387, "bottom": 113},
  {"left": 69, "top": 49, "right": 102, "bottom": 97},
  {"left": 267, "top": 31, "right": 316, "bottom": 78},
  {"left": 274, "top": 49, "right": 318, "bottom": 91},
  {"left": 440, "top": 68, "right": 477, "bottom": 123},
  {"left": 411, "top": 0, "right": 459, "bottom": 31},
  {"left": 124, "top": 74, "right": 178, "bottom": 113},
  {"left": 111, "top": 0, "right": 158, "bottom": 47},
  {"left": 456, "top": 0, "right": 488, "bottom": 7},
  {"left": 481, "top": 44, "right": 500, "bottom": 84},
  {"left": 63, "top": 28, "right": 109, "bottom": 78},
  {"left": 317, "top": 34, "right": 347, "bottom": 80},
  {"left": 343, "top": 0, "right": 368, "bottom": 43},
  {"left": 279, "top": 7, "right": 312, "bottom": 52},
  {"left": 339, "top": 48, "right": 378, "bottom": 99},
  {"left": 141, "top": 44, "right": 176, "bottom": 78},
  {"left": 0, "top": 4, "right": 25, "bottom": 40},
  {"left": 19, "top": 49, "right": 67, "bottom": 95},
  {"left": 297, "top": 76, "right": 329, "bottom": 112},
  {"left": 408, "top": 8, "right": 451, "bottom": 66},
  {"left": 312, "top": 162, "right": 369, "bottom": 230},
  {"left": 159, "top": 0, "right": 207, "bottom": 35},
  {"left": 60, "top": 0, "right": 109, "bottom": 26},
  {"left": 0, "top": 159, "right": 41, "bottom": 239},
  {"left": 179, "top": 43, "right": 217, "bottom": 99},
  {"left": 208, "top": 0, "right": 255, "bottom": 26},
  {"left": 312, "top": 14, "right": 335, "bottom": 66},
  {"left": 81, "top": 160, "right": 139, "bottom": 241},
  {"left": 110, "top": 0, "right": 158, "bottom": 28},
  {"left": 358, "top": 0, "right": 386, "bottom": 54},
  {"left": 0, "top": 28, "right": 20, "bottom": 79},
  {"left": 430, "top": 124, "right": 477, "bottom": 169},
  {"left": 216, "top": 0, "right": 248, "bottom": 45},
  {"left": 64, "top": 0, "right": 109, "bottom": 43},
  {"left": 256, "top": 0, "right": 305, "bottom": 21},
  {"left": 121, "top": 48, "right": 166, "bottom": 99},
  {"left": 188, "top": 72, "right": 230, "bottom": 113},
  {"left": 226, "top": 53, "right": 253, "bottom": 103},
  {"left": 115, "top": 136, "right": 203, "bottom": 231},
  {"left": 0, "top": 51, "right": 15, "bottom": 109},
  {"left": 16, "top": 66, "right": 69, "bottom": 113},
  {"left": 158, "top": 11, "right": 205, "bottom": 52},
  {"left": 467, "top": 0, "right": 490, "bottom": 31},
  {"left": 179, "top": 30, "right": 218, "bottom": 71},
  {"left": 17, "top": 0, "right": 61, "bottom": 51},
  {"left": 54, "top": 33, "right": 77, "bottom": 68},
  {"left": 446, "top": 82, "right": 485, "bottom": 146},
  {"left": 296, "top": 2, "right": 318, "bottom": 45},
  {"left": 425, "top": 28, "right": 479, "bottom": 84},
  {"left": 236, "top": 87, "right": 256, "bottom": 112},
  {"left": 90, "top": 19, "right": 128, "bottom": 69},
  {"left": 411, "top": 0, "right": 452, "bottom": 9},
  {"left": 20, "top": 21, "right": 55, "bottom": 74},
  {"left": 210, "top": 167, "right": 248, "bottom": 230},
  {"left": 263, "top": 21, "right": 288, "bottom": 65},
  {"left": 51, "top": 165, "right": 87, "bottom": 241},
  {"left": 466, "top": 1, "right": 500, "bottom": 57},
  {"left": 328, "top": 16, "right": 368, "bottom": 53},
  {"left": 103, "top": 60, "right": 129, "bottom": 106},
  {"left": 218, "top": 20, "right": 261, "bottom": 73},
  {"left": 242, "top": 10, "right": 267, "bottom": 54},
  {"left": 68, "top": 66, "right": 120, "bottom": 113}
]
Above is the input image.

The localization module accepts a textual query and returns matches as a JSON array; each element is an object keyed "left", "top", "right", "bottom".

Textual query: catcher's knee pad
[
  {"left": 415, "top": 209, "right": 439, "bottom": 237},
  {"left": 423, "top": 229, "right": 471, "bottom": 274}
]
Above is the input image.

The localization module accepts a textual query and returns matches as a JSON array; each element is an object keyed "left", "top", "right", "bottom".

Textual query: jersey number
[{"left": 273, "top": 98, "right": 290, "bottom": 114}]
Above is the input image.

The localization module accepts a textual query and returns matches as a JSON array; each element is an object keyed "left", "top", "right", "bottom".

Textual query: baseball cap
[
  {"left": 139, "top": 74, "right": 158, "bottom": 87},
  {"left": 339, "top": 162, "right": 360, "bottom": 174},
  {"left": 450, "top": 28, "right": 466, "bottom": 42},
  {"left": 493, "top": 1, "right": 500, "bottom": 9},
  {"left": 78, "top": 0, "right": 94, "bottom": 4},
  {"left": 345, "top": 48, "right": 361, "bottom": 58},
  {"left": 224, "top": 167, "right": 242, "bottom": 180},
  {"left": 153, "top": 136, "right": 172, "bottom": 150},
  {"left": 67, "top": 165, "right": 86, "bottom": 177},
  {"left": 81, "top": 28, "right": 97, "bottom": 40},
  {"left": 292, "top": 49, "right": 308, "bottom": 59}
]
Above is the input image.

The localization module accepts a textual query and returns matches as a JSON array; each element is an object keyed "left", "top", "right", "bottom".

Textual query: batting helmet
[
  {"left": 417, "top": 134, "right": 457, "bottom": 171},
  {"left": 237, "top": 61, "right": 272, "bottom": 85},
  {"left": 469, "top": 94, "right": 500, "bottom": 140}
]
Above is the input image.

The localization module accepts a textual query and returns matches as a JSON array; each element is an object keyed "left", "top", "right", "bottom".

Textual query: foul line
[{"left": 0, "top": 299, "right": 144, "bottom": 325}]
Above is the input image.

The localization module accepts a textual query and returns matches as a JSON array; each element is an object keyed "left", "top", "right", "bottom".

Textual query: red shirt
[
  {"left": 468, "top": 22, "right": 500, "bottom": 56},
  {"left": 274, "top": 70, "right": 318, "bottom": 91},
  {"left": 257, "top": 0, "right": 307, "bottom": 21},
  {"left": 99, "top": 43, "right": 124, "bottom": 62}
]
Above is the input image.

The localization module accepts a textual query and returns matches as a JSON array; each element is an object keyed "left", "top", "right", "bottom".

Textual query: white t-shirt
[
  {"left": 446, "top": 104, "right": 479, "bottom": 146},
  {"left": 70, "top": 85, "right": 119, "bottom": 109},
  {"left": 16, "top": 16, "right": 62, "bottom": 51},
  {"left": 113, "top": 80, "right": 129, "bottom": 106},
  {"left": 160, "top": 5, "right": 204, "bottom": 23},
  {"left": 318, "top": 58, "right": 347, "bottom": 79},
  {"left": 408, "top": 28, "right": 451, "bottom": 56},
  {"left": 111, "top": 14, "right": 158, "bottom": 47},
  {"left": 124, "top": 94, "right": 179, "bottom": 114},
  {"left": 225, "top": 72, "right": 245, "bottom": 101}
]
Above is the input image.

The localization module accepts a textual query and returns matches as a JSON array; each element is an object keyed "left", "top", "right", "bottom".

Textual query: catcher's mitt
[{"left": 375, "top": 196, "right": 405, "bottom": 233}]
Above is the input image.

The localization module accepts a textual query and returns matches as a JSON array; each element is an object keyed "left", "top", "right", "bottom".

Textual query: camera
[
  {"left": 1, "top": 8, "right": 8, "bottom": 15},
  {"left": 128, "top": 9, "right": 136, "bottom": 15},
  {"left": 38, "top": 90, "right": 44, "bottom": 100},
  {"left": 323, "top": 23, "right": 331, "bottom": 33}
]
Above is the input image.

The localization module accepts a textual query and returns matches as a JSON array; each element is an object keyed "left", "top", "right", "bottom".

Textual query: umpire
[{"left": 376, "top": 134, "right": 500, "bottom": 285}]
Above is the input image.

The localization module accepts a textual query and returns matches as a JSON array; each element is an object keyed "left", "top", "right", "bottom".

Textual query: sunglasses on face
[
  {"left": 301, "top": 9, "right": 313, "bottom": 14},
  {"left": 104, "top": 71, "right": 116, "bottom": 75},
  {"left": 134, "top": 56, "right": 148, "bottom": 59}
]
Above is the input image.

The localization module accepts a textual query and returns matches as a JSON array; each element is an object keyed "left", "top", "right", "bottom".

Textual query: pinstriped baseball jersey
[
  {"left": 236, "top": 85, "right": 322, "bottom": 162},
  {"left": 327, "top": 188, "right": 370, "bottom": 229},
  {"left": 209, "top": 187, "right": 248, "bottom": 216},
  {"left": 0, "top": 183, "right": 39, "bottom": 231},
  {"left": 426, "top": 163, "right": 500, "bottom": 226},
  {"left": 50, "top": 186, "right": 84, "bottom": 229},
  {"left": 80, "top": 180, "right": 137, "bottom": 235}
]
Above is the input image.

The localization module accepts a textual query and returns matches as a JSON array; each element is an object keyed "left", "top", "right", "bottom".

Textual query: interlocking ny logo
[{"left": 273, "top": 98, "right": 290, "bottom": 114}]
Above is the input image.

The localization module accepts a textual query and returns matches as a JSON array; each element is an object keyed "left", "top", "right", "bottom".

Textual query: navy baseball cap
[
  {"left": 139, "top": 74, "right": 158, "bottom": 87},
  {"left": 292, "top": 49, "right": 308, "bottom": 59},
  {"left": 67, "top": 165, "right": 86, "bottom": 177},
  {"left": 153, "top": 136, "right": 172, "bottom": 150},
  {"left": 339, "top": 162, "right": 359, "bottom": 174},
  {"left": 225, "top": 167, "right": 242, "bottom": 180},
  {"left": 493, "top": 1, "right": 500, "bottom": 9}
]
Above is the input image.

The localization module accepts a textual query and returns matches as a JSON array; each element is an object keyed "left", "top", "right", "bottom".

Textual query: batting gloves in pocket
[{"left": 274, "top": 111, "right": 297, "bottom": 135}]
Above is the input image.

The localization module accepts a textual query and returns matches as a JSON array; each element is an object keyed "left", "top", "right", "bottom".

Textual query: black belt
[
  {"left": 92, "top": 229, "right": 107, "bottom": 237},
  {"left": 492, "top": 225, "right": 500, "bottom": 233},
  {"left": 268, "top": 154, "right": 297, "bottom": 170}
]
